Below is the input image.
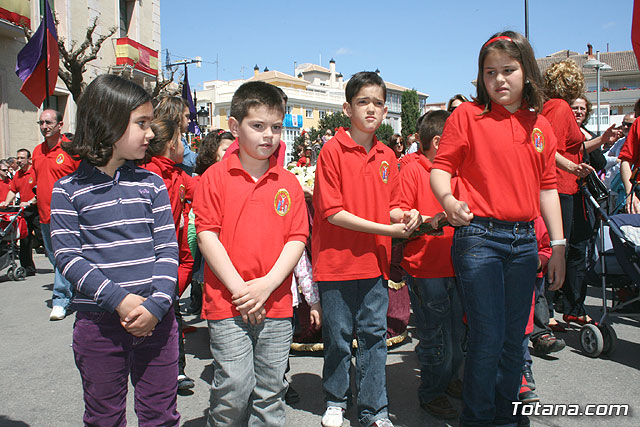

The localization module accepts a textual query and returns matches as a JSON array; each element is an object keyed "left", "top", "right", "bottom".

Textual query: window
[
  {"left": 286, "top": 106, "right": 293, "bottom": 114},
  {"left": 40, "top": 0, "right": 54, "bottom": 17},
  {"left": 119, "top": 0, "right": 135, "bottom": 38},
  {"left": 319, "top": 110, "right": 326, "bottom": 120},
  {"left": 306, "top": 109, "right": 313, "bottom": 118}
]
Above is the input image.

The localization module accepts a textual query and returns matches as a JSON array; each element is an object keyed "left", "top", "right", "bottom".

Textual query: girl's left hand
[
  {"left": 546, "top": 247, "right": 566, "bottom": 291},
  {"left": 121, "top": 305, "right": 159, "bottom": 337}
]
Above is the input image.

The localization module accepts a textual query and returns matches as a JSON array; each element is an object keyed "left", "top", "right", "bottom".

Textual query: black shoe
[
  {"left": 285, "top": 385, "right": 300, "bottom": 405},
  {"left": 518, "top": 386, "right": 539, "bottom": 404},
  {"left": 25, "top": 268, "right": 36, "bottom": 276},
  {"left": 522, "top": 366, "right": 535, "bottom": 391},
  {"left": 445, "top": 378, "right": 463, "bottom": 399},
  {"left": 420, "top": 395, "right": 458, "bottom": 419},
  {"left": 517, "top": 415, "right": 531, "bottom": 427},
  {"left": 533, "top": 334, "right": 566, "bottom": 355},
  {"left": 177, "top": 374, "right": 195, "bottom": 390}
]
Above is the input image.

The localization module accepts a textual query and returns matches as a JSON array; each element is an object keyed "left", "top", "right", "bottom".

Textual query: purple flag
[{"left": 181, "top": 67, "right": 200, "bottom": 136}]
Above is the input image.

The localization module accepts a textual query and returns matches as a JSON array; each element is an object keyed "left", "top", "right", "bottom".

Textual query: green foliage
[
  {"left": 293, "top": 112, "right": 351, "bottom": 161},
  {"left": 401, "top": 89, "right": 420, "bottom": 138},
  {"left": 375, "top": 123, "right": 394, "bottom": 144}
]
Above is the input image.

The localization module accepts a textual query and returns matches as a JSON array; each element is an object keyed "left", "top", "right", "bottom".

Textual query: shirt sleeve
[
  {"left": 432, "top": 109, "right": 469, "bottom": 174},
  {"left": 387, "top": 153, "right": 401, "bottom": 211},
  {"left": 619, "top": 121, "right": 640, "bottom": 165},
  {"left": 313, "top": 144, "right": 344, "bottom": 219},
  {"left": 194, "top": 167, "right": 223, "bottom": 234},
  {"left": 141, "top": 180, "right": 179, "bottom": 320},
  {"left": 51, "top": 182, "right": 130, "bottom": 313},
  {"left": 398, "top": 164, "right": 418, "bottom": 212},
  {"left": 287, "top": 179, "right": 310, "bottom": 244},
  {"left": 540, "top": 122, "right": 559, "bottom": 190},
  {"left": 293, "top": 251, "right": 319, "bottom": 306}
]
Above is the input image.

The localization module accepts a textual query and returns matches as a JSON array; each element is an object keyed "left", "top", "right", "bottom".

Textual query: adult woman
[
  {"left": 389, "top": 134, "right": 405, "bottom": 159},
  {"left": 446, "top": 94, "right": 469, "bottom": 112},
  {"left": 542, "top": 61, "right": 621, "bottom": 325}
]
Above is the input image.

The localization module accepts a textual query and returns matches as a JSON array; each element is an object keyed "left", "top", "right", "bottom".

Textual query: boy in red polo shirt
[
  {"left": 399, "top": 110, "right": 465, "bottom": 420},
  {"left": 193, "top": 81, "right": 308, "bottom": 426},
  {"left": 312, "top": 72, "right": 420, "bottom": 427}
]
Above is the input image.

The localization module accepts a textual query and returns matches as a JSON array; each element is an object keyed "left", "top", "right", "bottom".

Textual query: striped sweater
[{"left": 50, "top": 160, "right": 179, "bottom": 320}]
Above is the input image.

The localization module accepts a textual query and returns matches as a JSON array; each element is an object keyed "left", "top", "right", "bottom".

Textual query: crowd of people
[{"left": 14, "top": 28, "right": 640, "bottom": 427}]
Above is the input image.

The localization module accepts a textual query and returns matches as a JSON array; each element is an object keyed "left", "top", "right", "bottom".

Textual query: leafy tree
[
  {"left": 401, "top": 89, "right": 420, "bottom": 138},
  {"left": 375, "top": 123, "right": 394, "bottom": 144}
]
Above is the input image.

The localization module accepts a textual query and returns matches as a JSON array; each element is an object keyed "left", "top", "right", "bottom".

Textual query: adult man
[
  {"left": 603, "top": 113, "right": 635, "bottom": 207},
  {"left": 1, "top": 149, "right": 39, "bottom": 276},
  {"left": 32, "top": 109, "right": 80, "bottom": 320},
  {"left": 0, "top": 160, "right": 11, "bottom": 201}
]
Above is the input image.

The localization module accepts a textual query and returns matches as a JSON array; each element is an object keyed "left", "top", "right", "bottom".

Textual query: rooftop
[{"left": 537, "top": 50, "right": 639, "bottom": 75}]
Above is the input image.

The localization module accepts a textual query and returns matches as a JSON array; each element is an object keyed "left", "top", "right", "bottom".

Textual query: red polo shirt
[
  {"left": 399, "top": 151, "right": 420, "bottom": 169},
  {"left": 541, "top": 98, "right": 584, "bottom": 195},
  {"left": 193, "top": 153, "right": 308, "bottom": 320},
  {"left": 0, "top": 178, "right": 10, "bottom": 202},
  {"left": 619, "top": 119, "right": 640, "bottom": 166},
  {"left": 399, "top": 155, "right": 455, "bottom": 278},
  {"left": 142, "top": 156, "right": 195, "bottom": 232},
  {"left": 32, "top": 135, "right": 80, "bottom": 224},
  {"left": 312, "top": 127, "right": 401, "bottom": 282},
  {"left": 10, "top": 166, "right": 36, "bottom": 203},
  {"left": 433, "top": 102, "right": 557, "bottom": 222}
]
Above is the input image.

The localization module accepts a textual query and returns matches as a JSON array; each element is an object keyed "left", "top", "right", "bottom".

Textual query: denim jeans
[
  {"left": 452, "top": 218, "right": 537, "bottom": 427},
  {"left": 406, "top": 275, "right": 464, "bottom": 403},
  {"left": 206, "top": 317, "right": 292, "bottom": 427},
  {"left": 73, "top": 310, "right": 180, "bottom": 426},
  {"left": 319, "top": 277, "right": 389, "bottom": 427},
  {"left": 41, "top": 222, "right": 73, "bottom": 309}
]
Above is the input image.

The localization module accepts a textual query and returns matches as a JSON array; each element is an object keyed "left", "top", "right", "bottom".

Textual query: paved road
[{"left": 1, "top": 253, "right": 639, "bottom": 426}]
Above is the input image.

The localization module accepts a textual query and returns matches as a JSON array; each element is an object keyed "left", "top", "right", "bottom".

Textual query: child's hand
[
  {"left": 121, "top": 305, "right": 158, "bottom": 337},
  {"left": 246, "top": 307, "right": 267, "bottom": 325},
  {"left": 546, "top": 247, "right": 566, "bottom": 291},
  {"left": 430, "top": 212, "right": 447, "bottom": 229},
  {"left": 402, "top": 209, "right": 423, "bottom": 233},
  {"left": 388, "top": 222, "right": 414, "bottom": 238},
  {"left": 309, "top": 302, "right": 322, "bottom": 330},
  {"left": 232, "top": 278, "right": 275, "bottom": 322},
  {"left": 443, "top": 197, "right": 473, "bottom": 226},
  {"left": 570, "top": 162, "right": 595, "bottom": 179},
  {"left": 115, "top": 293, "right": 146, "bottom": 321}
]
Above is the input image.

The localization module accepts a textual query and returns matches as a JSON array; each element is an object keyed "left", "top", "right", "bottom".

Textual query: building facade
[{"left": 0, "top": 0, "right": 160, "bottom": 157}]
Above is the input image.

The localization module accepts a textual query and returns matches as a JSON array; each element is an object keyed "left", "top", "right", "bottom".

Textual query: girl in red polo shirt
[
  {"left": 144, "top": 119, "right": 197, "bottom": 391},
  {"left": 430, "top": 31, "right": 565, "bottom": 426}
]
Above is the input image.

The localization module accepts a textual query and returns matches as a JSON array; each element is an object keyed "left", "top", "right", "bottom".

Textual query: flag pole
[{"left": 43, "top": 1, "right": 50, "bottom": 109}]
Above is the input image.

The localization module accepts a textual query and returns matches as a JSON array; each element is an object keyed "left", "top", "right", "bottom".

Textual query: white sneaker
[
  {"left": 49, "top": 306, "right": 66, "bottom": 321},
  {"left": 370, "top": 418, "right": 394, "bottom": 427},
  {"left": 321, "top": 406, "right": 344, "bottom": 427}
]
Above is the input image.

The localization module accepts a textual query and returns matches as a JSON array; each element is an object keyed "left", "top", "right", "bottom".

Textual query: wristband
[{"left": 550, "top": 239, "right": 566, "bottom": 247}]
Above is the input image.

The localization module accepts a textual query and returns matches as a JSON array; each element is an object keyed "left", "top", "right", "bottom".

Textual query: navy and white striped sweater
[{"left": 50, "top": 160, "right": 179, "bottom": 320}]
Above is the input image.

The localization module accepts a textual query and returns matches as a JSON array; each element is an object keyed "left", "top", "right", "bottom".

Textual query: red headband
[
  {"left": 484, "top": 35, "right": 513, "bottom": 48},
  {"left": 217, "top": 129, "right": 226, "bottom": 136}
]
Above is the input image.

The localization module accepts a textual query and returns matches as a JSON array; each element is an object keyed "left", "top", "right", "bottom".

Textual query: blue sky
[{"left": 161, "top": 0, "right": 634, "bottom": 103}]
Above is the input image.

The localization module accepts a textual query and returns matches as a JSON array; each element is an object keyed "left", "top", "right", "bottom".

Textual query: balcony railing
[{"left": 0, "top": 0, "right": 31, "bottom": 28}]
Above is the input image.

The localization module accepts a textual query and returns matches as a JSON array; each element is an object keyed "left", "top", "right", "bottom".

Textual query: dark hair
[
  {"left": 230, "top": 81, "right": 286, "bottom": 124},
  {"left": 154, "top": 96, "right": 189, "bottom": 125},
  {"left": 345, "top": 71, "right": 387, "bottom": 104},
  {"left": 388, "top": 134, "right": 404, "bottom": 151},
  {"left": 145, "top": 119, "right": 180, "bottom": 165},
  {"left": 17, "top": 148, "right": 31, "bottom": 158},
  {"left": 65, "top": 74, "right": 152, "bottom": 166},
  {"left": 195, "top": 129, "right": 234, "bottom": 175},
  {"left": 419, "top": 110, "right": 450, "bottom": 152},
  {"left": 447, "top": 94, "right": 469, "bottom": 112},
  {"left": 634, "top": 98, "right": 640, "bottom": 117},
  {"left": 475, "top": 31, "right": 544, "bottom": 113}
]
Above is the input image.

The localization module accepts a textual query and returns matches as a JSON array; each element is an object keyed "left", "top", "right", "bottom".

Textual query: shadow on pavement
[{"left": 0, "top": 415, "right": 29, "bottom": 426}]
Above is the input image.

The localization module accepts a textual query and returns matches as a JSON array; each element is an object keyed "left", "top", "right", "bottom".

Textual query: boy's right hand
[
  {"left": 443, "top": 196, "right": 473, "bottom": 226},
  {"left": 115, "top": 293, "right": 146, "bottom": 320},
  {"left": 388, "top": 222, "right": 414, "bottom": 238}
]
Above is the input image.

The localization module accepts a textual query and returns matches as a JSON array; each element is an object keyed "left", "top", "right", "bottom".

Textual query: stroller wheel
[
  {"left": 14, "top": 266, "right": 26, "bottom": 281},
  {"left": 6, "top": 266, "right": 15, "bottom": 281},
  {"left": 599, "top": 323, "right": 617, "bottom": 356},
  {"left": 580, "top": 324, "right": 604, "bottom": 358}
]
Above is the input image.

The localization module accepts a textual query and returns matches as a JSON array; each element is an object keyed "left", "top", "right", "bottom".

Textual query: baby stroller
[
  {"left": 0, "top": 206, "right": 28, "bottom": 281},
  {"left": 580, "top": 181, "right": 640, "bottom": 358}
]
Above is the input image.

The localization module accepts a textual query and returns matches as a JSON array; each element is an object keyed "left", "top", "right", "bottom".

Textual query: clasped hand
[
  {"left": 115, "top": 293, "right": 158, "bottom": 337},
  {"left": 231, "top": 277, "right": 271, "bottom": 325}
]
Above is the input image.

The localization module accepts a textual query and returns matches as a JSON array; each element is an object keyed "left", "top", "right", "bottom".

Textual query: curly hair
[
  {"left": 195, "top": 130, "right": 234, "bottom": 175},
  {"left": 543, "top": 60, "right": 586, "bottom": 103}
]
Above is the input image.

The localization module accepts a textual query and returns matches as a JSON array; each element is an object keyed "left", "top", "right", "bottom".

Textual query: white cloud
[
  {"left": 602, "top": 21, "right": 616, "bottom": 29},
  {"left": 336, "top": 47, "right": 352, "bottom": 55}
]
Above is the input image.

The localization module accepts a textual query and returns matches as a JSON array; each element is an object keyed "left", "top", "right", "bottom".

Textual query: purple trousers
[{"left": 73, "top": 310, "right": 180, "bottom": 427}]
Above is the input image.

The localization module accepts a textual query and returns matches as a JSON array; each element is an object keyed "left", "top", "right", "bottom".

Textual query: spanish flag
[{"left": 14, "top": 0, "right": 58, "bottom": 107}]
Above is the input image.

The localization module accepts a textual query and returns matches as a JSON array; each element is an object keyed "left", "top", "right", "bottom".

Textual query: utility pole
[{"left": 524, "top": 0, "right": 529, "bottom": 39}]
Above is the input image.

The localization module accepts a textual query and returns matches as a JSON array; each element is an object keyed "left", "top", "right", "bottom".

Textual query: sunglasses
[{"left": 622, "top": 122, "right": 633, "bottom": 128}]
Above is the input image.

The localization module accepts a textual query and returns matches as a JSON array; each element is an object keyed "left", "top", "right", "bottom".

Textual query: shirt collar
[
  {"left": 227, "top": 151, "right": 279, "bottom": 179},
  {"left": 416, "top": 154, "right": 432, "bottom": 172},
  {"left": 76, "top": 159, "right": 136, "bottom": 180},
  {"left": 334, "top": 127, "right": 385, "bottom": 153}
]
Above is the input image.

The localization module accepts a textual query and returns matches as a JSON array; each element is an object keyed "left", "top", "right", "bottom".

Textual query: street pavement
[{"left": 1, "top": 253, "right": 639, "bottom": 426}]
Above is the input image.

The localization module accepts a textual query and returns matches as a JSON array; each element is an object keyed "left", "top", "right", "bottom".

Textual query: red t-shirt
[
  {"left": 0, "top": 178, "right": 10, "bottom": 202},
  {"left": 142, "top": 156, "right": 195, "bottom": 233},
  {"left": 193, "top": 153, "right": 308, "bottom": 320},
  {"left": 399, "top": 155, "right": 455, "bottom": 278},
  {"left": 399, "top": 151, "right": 420, "bottom": 169},
  {"left": 223, "top": 139, "right": 287, "bottom": 167},
  {"left": 10, "top": 166, "right": 36, "bottom": 203},
  {"left": 618, "top": 119, "right": 640, "bottom": 166},
  {"left": 541, "top": 99, "right": 584, "bottom": 195},
  {"left": 433, "top": 102, "right": 557, "bottom": 222},
  {"left": 312, "top": 127, "right": 401, "bottom": 281},
  {"left": 32, "top": 135, "right": 80, "bottom": 224}
]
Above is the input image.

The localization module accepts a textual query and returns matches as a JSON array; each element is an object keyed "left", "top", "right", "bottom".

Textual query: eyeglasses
[
  {"left": 622, "top": 122, "right": 633, "bottom": 128},
  {"left": 37, "top": 120, "right": 58, "bottom": 126},
  {"left": 0, "top": 169, "right": 8, "bottom": 172}
]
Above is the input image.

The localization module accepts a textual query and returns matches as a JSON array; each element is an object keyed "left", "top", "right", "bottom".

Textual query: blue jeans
[
  {"left": 406, "top": 276, "right": 464, "bottom": 403},
  {"left": 452, "top": 218, "right": 537, "bottom": 427},
  {"left": 206, "top": 317, "right": 292, "bottom": 427},
  {"left": 319, "top": 277, "right": 389, "bottom": 427},
  {"left": 41, "top": 222, "right": 73, "bottom": 309}
]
